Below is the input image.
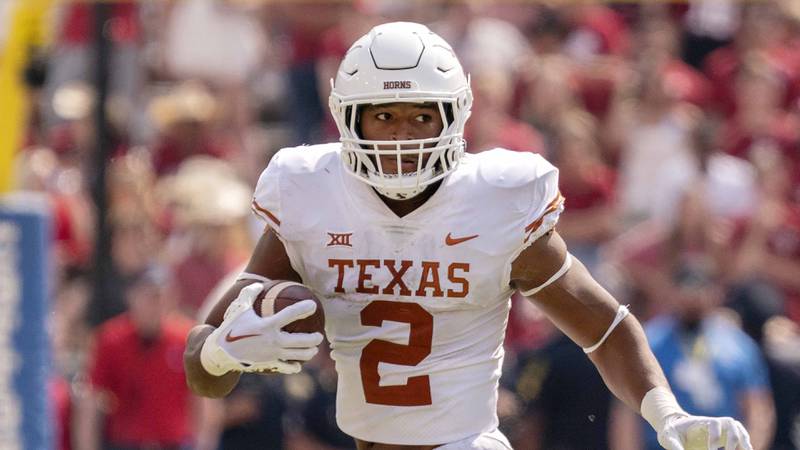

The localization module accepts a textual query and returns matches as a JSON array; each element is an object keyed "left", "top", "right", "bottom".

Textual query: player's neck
[{"left": 376, "top": 181, "right": 442, "bottom": 218}]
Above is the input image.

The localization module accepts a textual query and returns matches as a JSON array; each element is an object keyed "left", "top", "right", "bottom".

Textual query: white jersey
[{"left": 252, "top": 143, "right": 563, "bottom": 445}]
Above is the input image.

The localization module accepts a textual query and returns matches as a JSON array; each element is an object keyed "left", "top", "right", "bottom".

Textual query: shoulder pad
[
  {"left": 272, "top": 143, "right": 340, "bottom": 175},
  {"left": 476, "top": 149, "right": 556, "bottom": 189}
]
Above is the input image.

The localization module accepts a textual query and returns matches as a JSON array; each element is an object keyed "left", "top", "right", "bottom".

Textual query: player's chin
[{"left": 382, "top": 164, "right": 420, "bottom": 175}]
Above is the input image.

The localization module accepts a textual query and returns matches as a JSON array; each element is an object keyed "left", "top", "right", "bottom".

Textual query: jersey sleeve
[
  {"left": 251, "top": 153, "right": 284, "bottom": 235},
  {"left": 520, "top": 159, "right": 564, "bottom": 246}
]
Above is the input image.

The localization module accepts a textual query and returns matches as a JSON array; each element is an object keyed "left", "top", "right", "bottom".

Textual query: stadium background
[{"left": 1, "top": 0, "right": 799, "bottom": 449}]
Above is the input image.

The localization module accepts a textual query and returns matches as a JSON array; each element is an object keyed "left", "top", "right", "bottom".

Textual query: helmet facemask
[{"left": 331, "top": 91, "right": 471, "bottom": 200}]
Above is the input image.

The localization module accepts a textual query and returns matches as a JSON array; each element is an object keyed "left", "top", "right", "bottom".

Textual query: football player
[{"left": 184, "top": 22, "right": 753, "bottom": 450}]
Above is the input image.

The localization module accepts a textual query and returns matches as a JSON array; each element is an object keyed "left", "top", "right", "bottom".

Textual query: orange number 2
[{"left": 359, "top": 300, "right": 433, "bottom": 406}]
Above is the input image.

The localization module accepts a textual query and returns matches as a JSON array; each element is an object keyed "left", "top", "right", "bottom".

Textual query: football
[{"left": 253, "top": 280, "right": 325, "bottom": 335}]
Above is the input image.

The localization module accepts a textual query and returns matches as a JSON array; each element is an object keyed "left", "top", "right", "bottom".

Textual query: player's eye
[
  {"left": 415, "top": 114, "right": 432, "bottom": 123},
  {"left": 375, "top": 112, "right": 391, "bottom": 121}
]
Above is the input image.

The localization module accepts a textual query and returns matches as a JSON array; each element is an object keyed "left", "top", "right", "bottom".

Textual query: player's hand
[
  {"left": 658, "top": 413, "right": 753, "bottom": 450},
  {"left": 200, "top": 283, "right": 324, "bottom": 376}
]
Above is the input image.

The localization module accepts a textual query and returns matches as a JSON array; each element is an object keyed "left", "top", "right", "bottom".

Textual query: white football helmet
[{"left": 329, "top": 22, "right": 473, "bottom": 200}]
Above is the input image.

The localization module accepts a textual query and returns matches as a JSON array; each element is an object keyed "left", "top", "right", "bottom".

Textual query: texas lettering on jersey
[{"left": 328, "top": 258, "right": 470, "bottom": 298}]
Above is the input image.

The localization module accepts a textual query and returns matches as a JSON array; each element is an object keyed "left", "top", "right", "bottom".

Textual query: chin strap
[
  {"left": 369, "top": 168, "right": 436, "bottom": 200},
  {"left": 374, "top": 186, "right": 423, "bottom": 200}
]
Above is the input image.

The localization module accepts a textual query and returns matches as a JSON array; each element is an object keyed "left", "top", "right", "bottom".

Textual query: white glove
[
  {"left": 200, "top": 283, "right": 324, "bottom": 376},
  {"left": 658, "top": 414, "right": 753, "bottom": 450},
  {"left": 642, "top": 387, "right": 753, "bottom": 450}
]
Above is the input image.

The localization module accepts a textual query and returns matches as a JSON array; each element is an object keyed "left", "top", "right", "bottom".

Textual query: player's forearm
[
  {"left": 184, "top": 325, "right": 241, "bottom": 398},
  {"left": 587, "top": 316, "right": 670, "bottom": 413}
]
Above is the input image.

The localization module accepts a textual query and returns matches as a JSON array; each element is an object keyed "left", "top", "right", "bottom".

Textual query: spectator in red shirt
[{"left": 74, "top": 266, "right": 213, "bottom": 450}]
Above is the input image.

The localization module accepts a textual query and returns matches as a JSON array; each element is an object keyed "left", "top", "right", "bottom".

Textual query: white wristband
[
  {"left": 199, "top": 329, "right": 235, "bottom": 377},
  {"left": 641, "top": 386, "right": 688, "bottom": 434}
]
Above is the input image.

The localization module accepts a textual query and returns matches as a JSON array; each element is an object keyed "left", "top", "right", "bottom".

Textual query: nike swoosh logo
[
  {"left": 445, "top": 232, "right": 479, "bottom": 246},
  {"left": 225, "top": 331, "right": 261, "bottom": 343}
]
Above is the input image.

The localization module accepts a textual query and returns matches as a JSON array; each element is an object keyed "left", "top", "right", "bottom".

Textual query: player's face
[{"left": 360, "top": 102, "right": 445, "bottom": 174}]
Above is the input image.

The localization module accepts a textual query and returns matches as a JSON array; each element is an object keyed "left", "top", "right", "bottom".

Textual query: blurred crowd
[{"left": 6, "top": 1, "right": 800, "bottom": 449}]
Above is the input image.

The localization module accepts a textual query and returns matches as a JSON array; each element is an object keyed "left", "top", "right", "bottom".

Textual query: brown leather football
[{"left": 253, "top": 280, "right": 325, "bottom": 335}]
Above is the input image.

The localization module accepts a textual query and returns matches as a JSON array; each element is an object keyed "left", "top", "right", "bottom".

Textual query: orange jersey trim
[
  {"left": 251, "top": 200, "right": 281, "bottom": 227},
  {"left": 524, "top": 192, "right": 564, "bottom": 237}
]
